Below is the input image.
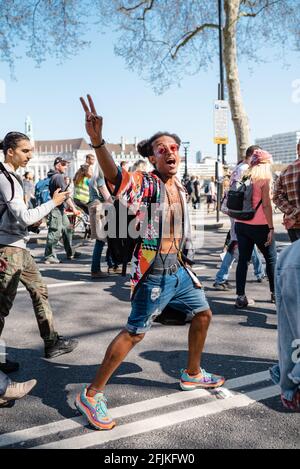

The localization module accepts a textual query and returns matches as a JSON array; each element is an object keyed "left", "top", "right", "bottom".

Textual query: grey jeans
[{"left": 0, "top": 370, "right": 10, "bottom": 396}]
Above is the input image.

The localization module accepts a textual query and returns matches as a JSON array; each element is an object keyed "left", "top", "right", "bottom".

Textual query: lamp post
[
  {"left": 216, "top": 0, "right": 225, "bottom": 223},
  {"left": 218, "top": 0, "right": 226, "bottom": 166},
  {"left": 182, "top": 141, "right": 190, "bottom": 180}
]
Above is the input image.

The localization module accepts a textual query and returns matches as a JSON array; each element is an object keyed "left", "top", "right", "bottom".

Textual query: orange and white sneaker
[
  {"left": 75, "top": 386, "right": 115, "bottom": 430},
  {"left": 180, "top": 368, "right": 225, "bottom": 391}
]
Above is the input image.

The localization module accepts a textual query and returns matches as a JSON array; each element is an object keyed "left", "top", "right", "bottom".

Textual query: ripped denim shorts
[{"left": 126, "top": 266, "right": 210, "bottom": 335}]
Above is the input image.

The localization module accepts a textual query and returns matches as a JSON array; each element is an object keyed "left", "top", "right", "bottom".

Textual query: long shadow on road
[
  {"left": 140, "top": 349, "right": 276, "bottom": 383},
  {"left": 1, "top": 345, "right": 287, "bottom": 428},
  {"left": 139, "top": 349, "right": 284, "bottom": 413},
  {"left": 2, "top": 346, "right": 143, "bottom": 420}
]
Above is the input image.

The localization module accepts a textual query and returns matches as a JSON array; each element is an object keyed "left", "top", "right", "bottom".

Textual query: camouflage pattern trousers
[{"left": 0, "top": 245, "right": 58, "bottom": 344}]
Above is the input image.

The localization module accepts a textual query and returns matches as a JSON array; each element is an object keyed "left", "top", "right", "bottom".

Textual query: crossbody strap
[
  {"left": 254, "top": 199, "right": 262, "bottom": 211},
  {"left": 0, "top": 162, "right": 15, "bottom": 202}
]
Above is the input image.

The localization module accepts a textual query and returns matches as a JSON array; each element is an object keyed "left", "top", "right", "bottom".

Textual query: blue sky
[{"left": 0, "top": 29, "right": 299, "bottom": 163}]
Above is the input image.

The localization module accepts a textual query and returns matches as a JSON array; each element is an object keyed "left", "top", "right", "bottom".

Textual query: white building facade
[
  {"left": 0, "top": 131, "right": 216, "bottom": 181},
  {"left": 181, "top": 158, "right": 217, "bottom": 180},
  {"left": 255, "top": 131, "right": 300, "bottom": 165},
  {"left": 0, "top": 137, "right": 149, "bottom": 180}
]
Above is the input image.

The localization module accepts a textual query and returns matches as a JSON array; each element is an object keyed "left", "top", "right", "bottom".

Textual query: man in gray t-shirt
[{"left": 0, "top": 133, "right": 78, "bottom": 379}]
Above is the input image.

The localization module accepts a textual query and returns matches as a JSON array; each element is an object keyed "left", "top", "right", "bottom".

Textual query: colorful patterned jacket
[{"left": 108, "top": 168, "right": 195, "bottom": 298}]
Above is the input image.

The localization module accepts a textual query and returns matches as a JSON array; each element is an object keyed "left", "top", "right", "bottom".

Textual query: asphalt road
[{"left": 0, "top": 218, "right": 299, "bottom": 450}]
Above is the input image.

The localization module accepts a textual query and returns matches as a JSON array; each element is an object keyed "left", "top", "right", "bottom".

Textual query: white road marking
[
  {"left": 0, "top": 370, "right": 272, "bottom": 448},
  {"left": 17, "top": 281, "right": 92, "bottom": 292},
  {"left": 34, "top": 385, "right": 280, "bottom": 449}
]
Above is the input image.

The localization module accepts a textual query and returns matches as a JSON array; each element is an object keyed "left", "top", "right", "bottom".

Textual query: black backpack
[
  {"left": 154, "top": 305, "right": 187, "bottom": 326},
  {"left": 0, "top": 162, "right": 17, "bottom": 219},
  {"left": 226, "top": 176, "right": 262, "bottom": 221},
  {"left": 185, "top": 180, "right": 193, "bottom": 195},
  {"left": 106, "top": 175, "right": 157, "bottom": 275},
  {"left": 0, "top": 162, "right": 41, "bottom": 233}
]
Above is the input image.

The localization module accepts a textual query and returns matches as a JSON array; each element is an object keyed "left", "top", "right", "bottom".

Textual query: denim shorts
[{"left": 126, "top": 266, "right": 210, "bottom": 334}]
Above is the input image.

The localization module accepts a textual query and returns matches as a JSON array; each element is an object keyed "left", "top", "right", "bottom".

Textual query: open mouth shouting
[
  {"left": 152, "top": 138, "right": 180, "bottom": 177},
  {"left": 165, "top": 156, "right": 177, "bottom": 169}
]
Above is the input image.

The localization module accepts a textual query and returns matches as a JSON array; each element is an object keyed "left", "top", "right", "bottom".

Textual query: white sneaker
[
  {"left": 0, "top": 379, "right": 37, "bottom": 406},
  {"left": 44, "top": 257, "right": 61, "bottom": 264}
]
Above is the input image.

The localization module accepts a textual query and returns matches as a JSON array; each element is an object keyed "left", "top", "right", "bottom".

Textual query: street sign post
[
  {"left": 214, "top": 100, "right": 229, "bottom": 145},
  {"left": 214, "top": 99, "right": 228, "bottom": 222}
]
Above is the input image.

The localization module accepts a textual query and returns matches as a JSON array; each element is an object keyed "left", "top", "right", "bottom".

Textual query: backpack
[
  {"left": 226, "top": 176, "right": 261, "bottom": 221},
  {"left": 106, "top": 175, "right": 157, "bottom": 275},
  {"left": 35, "top": 177, "right": 51, "bottom": 205},
  {"left": 154, "top": 305, "right": 187, "bottom": 326},
  {"left": 0, "top": 163, "right": 41, "bottom": 233},
  {"left": 185, "top": 180, "right": 193, "bottom": 195},
  {"left": 0, "top": 162, "right": 16, "bottom": 220}
]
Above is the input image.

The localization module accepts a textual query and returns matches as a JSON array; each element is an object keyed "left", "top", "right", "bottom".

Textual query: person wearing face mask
[
  {"left": 0, "top": 132, "right": 78, "bottom": 378},
  {"left": 73, "top": 95, "right": 225, "bottom": 431}
]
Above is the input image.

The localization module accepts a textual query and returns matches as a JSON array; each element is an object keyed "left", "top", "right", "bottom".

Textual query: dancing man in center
[{"left": 76, "top": 95, "right": 225, "bottom": 430}]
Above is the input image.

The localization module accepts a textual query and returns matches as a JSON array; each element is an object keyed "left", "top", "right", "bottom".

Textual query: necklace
[{"left": 165, "top": 184, "right": 179, "bottom": 200}]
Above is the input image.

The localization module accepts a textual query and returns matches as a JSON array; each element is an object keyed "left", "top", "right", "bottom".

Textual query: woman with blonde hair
[{"left": 235, "top": 148, "right": 277, "bottom": 308}]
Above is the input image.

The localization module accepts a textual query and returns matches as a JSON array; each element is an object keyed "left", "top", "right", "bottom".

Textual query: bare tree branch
[
  {"left": 137, "top": 0, "right": 155, "bottom": 21},
  {"left": 117, "top": 1, "right": 150, "bottom": 13},
  {"left": 238, "top": 0, "right": 283, "bottom": 20},
  {"left": 117, "top": 0, "right": 155, "bottom": 20},
  {"left": 32, "top": 0, "right": 42, "bottom": 43},
  {"left": 171, "top": 23, "right": 218, "bottom": 59}
]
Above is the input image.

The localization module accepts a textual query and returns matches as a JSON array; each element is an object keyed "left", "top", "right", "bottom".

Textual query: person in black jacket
[{"left": 44, "top": 157, "right": 82, "bottom": 264}]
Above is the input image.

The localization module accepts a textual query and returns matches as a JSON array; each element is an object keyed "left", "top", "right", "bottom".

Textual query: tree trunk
[{"left": 223, "top": 0, "right": 250, "bottom": 162}]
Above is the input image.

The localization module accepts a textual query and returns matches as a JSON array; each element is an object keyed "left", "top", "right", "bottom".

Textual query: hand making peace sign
[{"left": 80, "top": 95, "right": 103, "bottom": 145}]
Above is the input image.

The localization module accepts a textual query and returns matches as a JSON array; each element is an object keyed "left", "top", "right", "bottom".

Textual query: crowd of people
[
  {"left": 0, "top": 100, "right": 299, "bottom": 422},
  {"left": 183, "top": 175, "right": 217, "bottom": 213}
]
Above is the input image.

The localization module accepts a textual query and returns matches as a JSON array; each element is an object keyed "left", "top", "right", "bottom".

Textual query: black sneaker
[
  {"left": 213, "top": 282, "right": 228, "bottom": 291},
  {"left": 235, "top": 296, "right": 255, "bottom": 309},
  {"left": 256, "top": 277, "right": 264, "bottom": 283},
  {"left": 0, "top": 400, "right": 15, "bottom": 408},
  {"left": 67, "top": 251, "right": 82, "bottom": 260},
  {"left": 213, "top": 281, "right": 233, "bottom": 291},
  {"left": 271, "top": 293, "right": 276, "bottom": 304},
  {"left": 0, "top": 360, "right": 20, "bottom": 373},
  {"left": 44, "top": 336, "right": 79, "bottom": 359}
]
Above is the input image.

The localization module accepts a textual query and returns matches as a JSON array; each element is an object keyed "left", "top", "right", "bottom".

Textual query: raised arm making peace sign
[
  {"left": 80, "top": 95, "right": 103, "bottom": 146},
  {"left": 80, "top": 94, "right": 118, "bottom": 184}
]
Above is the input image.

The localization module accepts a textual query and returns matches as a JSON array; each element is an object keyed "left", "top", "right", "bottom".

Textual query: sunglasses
[{"left": 155, "top": 144, "right": 179, "bottom": 156}]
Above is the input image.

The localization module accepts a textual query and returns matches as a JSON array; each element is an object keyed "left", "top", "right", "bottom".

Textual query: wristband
[
  {"left": 90, "top": 139, "right": 106, "bottom": 149},
  {"left": 269, "top": 227, "right": 274, "bottom": 230}
]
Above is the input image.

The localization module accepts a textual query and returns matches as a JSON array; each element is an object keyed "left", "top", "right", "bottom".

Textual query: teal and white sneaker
[
  {"left": 180, "top": 368, "right": 225, "bottom": 391},
  {"left": 75, "top": 386, "right": 115, "bottom": 430}
]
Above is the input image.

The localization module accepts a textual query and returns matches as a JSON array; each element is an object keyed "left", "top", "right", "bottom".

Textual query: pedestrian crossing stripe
[{"left": 0, "top": 370, "right": 280, "bottom": 449}]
